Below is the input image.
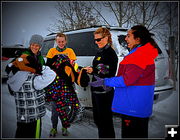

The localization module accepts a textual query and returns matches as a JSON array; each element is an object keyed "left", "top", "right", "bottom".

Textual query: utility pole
[{"left": 169, "top": 36, "right": 176, "bottom": 90}]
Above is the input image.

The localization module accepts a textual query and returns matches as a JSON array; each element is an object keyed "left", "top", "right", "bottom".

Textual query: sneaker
[
  {"left": 49, "top": 128, "right": 57, "bottom": 137},
  {"left": 62, "top": 127, "right": 69, "bottom": 136}
]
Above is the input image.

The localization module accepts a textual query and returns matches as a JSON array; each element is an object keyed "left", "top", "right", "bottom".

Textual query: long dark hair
[{"left": 131, "top": 25, "right": 161, "bottom": 53}]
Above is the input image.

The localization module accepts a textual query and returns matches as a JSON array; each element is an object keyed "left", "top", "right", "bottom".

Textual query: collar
[
  {"left": 56, "top": 46, "right": 67, "bottom": 52},
  {"left": 126, "top": 44, "right": 142, "bottom": 56},
  {"left": 98, "top": 43, "right": 111, "bottom": 53},
  {"left": 128, "top": 44, "right": 142, "bottom": 55}
]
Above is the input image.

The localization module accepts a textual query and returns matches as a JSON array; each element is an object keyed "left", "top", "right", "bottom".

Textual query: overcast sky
[
  {"left": 2, "top": 1, "right": 117, "bottom": 47},
  {"left": 2, "top": 1, "right": 57, "bottom": 47}
]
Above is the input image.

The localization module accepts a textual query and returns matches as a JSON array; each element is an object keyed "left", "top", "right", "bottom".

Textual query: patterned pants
[{"left": 45, "top": 76, "right": 80, "bottom": 128}]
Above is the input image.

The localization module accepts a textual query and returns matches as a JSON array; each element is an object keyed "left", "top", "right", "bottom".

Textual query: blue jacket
[{"left": 104, "top": 43, "right": 158, "bottom": 118}]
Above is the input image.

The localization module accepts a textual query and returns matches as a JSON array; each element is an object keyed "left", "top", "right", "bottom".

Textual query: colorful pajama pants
[{"left": 45, "top": 76, "right": 80, "bottom": 129}]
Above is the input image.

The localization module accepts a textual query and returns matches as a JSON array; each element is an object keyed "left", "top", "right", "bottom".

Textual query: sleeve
[
  {"left": 33, "top": 66, "right": 57, "bottom": 90},
  {"left": 68, "top": 49, "right": 77, "bottom": 60},
  {"left": 107, "top": 51, "right": 118, "bottom": 77},
  {"left": 104, "top": 64, "right": 144, "bottom": 87},
  {"left": 102, "top": 49, "right": 118, "bottom": 78}
]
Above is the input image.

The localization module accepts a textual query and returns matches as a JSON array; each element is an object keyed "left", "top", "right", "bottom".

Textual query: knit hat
[{"left": 29, "top": 34, "right": 44, "bottom": 47}]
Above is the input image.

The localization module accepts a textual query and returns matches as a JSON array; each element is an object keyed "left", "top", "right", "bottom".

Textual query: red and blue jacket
[{"left": 104, "top": 43, "right": 158, "bottom": 118}]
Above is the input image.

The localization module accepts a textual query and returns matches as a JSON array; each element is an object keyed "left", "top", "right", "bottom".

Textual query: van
[{"left": 41, "top": 25, "right": 174, "bottom": 108}]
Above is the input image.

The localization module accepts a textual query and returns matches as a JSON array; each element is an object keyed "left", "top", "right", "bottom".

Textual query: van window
[
  {"left": 2, "top": 47, "right": 27, "bottom": 58},
  {"left": 41, "top": 39, "right": 55, "bottom": 56},
  {"left": 66, "top": 31, "right": 98, "bottom": 56},
  {"left": 42, "top": 31, "right": 98, "bottom": 56}
]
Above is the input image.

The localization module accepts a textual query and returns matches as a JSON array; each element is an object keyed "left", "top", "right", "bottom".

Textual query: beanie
[{"left": 29, "top": 34, "right": 44, "bottom": 47}]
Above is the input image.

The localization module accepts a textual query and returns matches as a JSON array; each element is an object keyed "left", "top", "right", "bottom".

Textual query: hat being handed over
[{"left": 29, "top": 34, "right": 44, "bottom": 48}]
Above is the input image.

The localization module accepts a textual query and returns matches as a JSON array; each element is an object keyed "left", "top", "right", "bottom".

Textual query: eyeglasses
[{"left": 94, "top": 37, "right": 104, "bottom": 42}]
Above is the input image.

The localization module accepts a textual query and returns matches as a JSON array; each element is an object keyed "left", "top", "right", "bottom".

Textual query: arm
[
  {"left": 68, "top": 48, "right": 77, "bottom": 61},
  {"left": 104, "top": 64, "right": 144, "bottom": 88},
  {"left": 106, "top": 51, "right": 118, "bottom": 77}
]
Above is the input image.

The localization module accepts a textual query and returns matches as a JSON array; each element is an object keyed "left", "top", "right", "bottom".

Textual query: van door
[{"left": 66, "top": 31, "right": 98, "bottom": 107}]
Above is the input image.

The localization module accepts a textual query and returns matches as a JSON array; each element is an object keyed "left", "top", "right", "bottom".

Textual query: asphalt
[
  {"left": 41, "top": 106, "right": 122, "bottom": 138},
  {"left": 1, "top": 80, "right": 178, "bottom": 139}
]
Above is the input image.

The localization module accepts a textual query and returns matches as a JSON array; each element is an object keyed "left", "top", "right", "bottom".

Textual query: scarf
[{"left": 56, "top": 46, "right": 67, "bottom": 52}]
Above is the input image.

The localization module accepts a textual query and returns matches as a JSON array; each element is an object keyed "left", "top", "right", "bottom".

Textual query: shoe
[
  {"left": 49, "top": 128, "right": 57, "bottom": 137},
  {"left": 62, "top": 127, "right": 69, "bottom": 136}
]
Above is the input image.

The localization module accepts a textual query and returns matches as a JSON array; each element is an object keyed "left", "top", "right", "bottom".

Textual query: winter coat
[
  {"left": 91, "top": 44, "right": 118, "bottom": 93},
  {"left": 104, "top": 42, "right": 158, "bottom": 118},
  {"left": 7, "top": 71, "right": 46, "bottom": 123}
]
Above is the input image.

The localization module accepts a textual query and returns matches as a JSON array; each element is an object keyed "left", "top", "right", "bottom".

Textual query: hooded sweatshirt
[{"left": 104, "top": 42, "right": 158, "bottom": 118}]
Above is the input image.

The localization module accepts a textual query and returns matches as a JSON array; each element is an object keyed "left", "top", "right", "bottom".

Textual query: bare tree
[
  {"left": 159, "top": 2, "right": 178, "bottom": 82},
  {"left": 103, "top": 2, "right": 136, "bottom": 28},
  {"left": 89, "top": 2, "right": 136, "bottom": 28},
  {"left": 91, "top": 2, "right": 178, "bottom": 47},
  {"left": 90, "top": 2, "right": 171, "bottom": 31},
  {"left": 48, "top": 2, "right": 178, "bottom": 51},
  {"left": 48, "top": 1, "right": 100, "bottom": 32}
]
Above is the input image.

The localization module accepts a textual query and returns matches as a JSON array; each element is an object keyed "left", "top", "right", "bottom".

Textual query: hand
[
  {"left": 84, "top": 66, "right": 93, "bottom": 74},
  {"left": 89, "top": 75, "right": 104, "bottom": 87},
  {"left": 89, "top": 76, "right": 112, "bottom": 91},
  {"left": 70, "top": 60, "right": 75, "bottom": 66}
]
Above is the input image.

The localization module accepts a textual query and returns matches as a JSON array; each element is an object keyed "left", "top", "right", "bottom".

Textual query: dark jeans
[
  {"left": 121, "top": 114, "right": 149, "bottom": 138},
  {"left": 15, "top": 119, "right": 41, "bottom": 138},
  {"left": 91, "top": 89, "right": 115, "bottom": 138}
]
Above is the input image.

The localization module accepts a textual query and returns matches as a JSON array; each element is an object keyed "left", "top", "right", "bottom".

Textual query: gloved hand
[
  {"left": 89, "top": 75, "right": 112, "bottom": 91},
  {"left": 89, "top": 75, "right": 104, "bottom": 87}
]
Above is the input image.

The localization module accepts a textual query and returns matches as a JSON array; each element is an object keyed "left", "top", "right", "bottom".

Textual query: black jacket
[{"left": 91, "top": 44, "right": 118, "bottom": 92}]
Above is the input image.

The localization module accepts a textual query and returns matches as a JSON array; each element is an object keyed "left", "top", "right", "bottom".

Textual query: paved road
[{"left": 1, "top": 80, "right": 178, "bottom": 139}]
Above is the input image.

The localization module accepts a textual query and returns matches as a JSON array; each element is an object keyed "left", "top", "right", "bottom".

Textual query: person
[
  {"left": 90, "top": 25, "right": 159, "bottom": 138},
  {"left": 5, "top": 34, "right": 48, "bottom": 138},
  {"left": 85, "top": 27, "right": 118, "bottom": 138},
  {"left": 46, "top": 33, "right": 77, "bottom": 67},
  {"left": 45, "top": 33, "right": 80, "bottom": 137}
]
